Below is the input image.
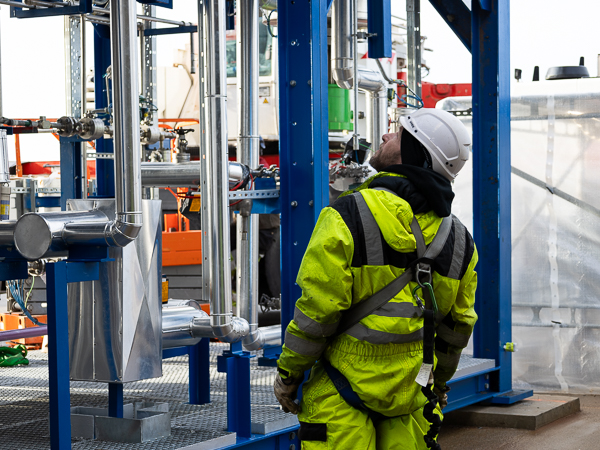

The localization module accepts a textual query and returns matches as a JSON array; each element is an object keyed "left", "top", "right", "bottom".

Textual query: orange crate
[
  {"left": 0, "top": 313, "right": 21, "bottom": 332},
  {"left": 14, "top": 315, "right": 47, "bottom": 347},
  {"left": 162, "top": 230, "right": 203, "bottom": 266}
]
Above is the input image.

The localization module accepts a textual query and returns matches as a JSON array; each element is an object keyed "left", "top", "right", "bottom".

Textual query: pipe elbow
[
  {"left": 242, "top": 325, "right": 282, "bottom": 351},
  {"left": 212, "top": 317, "right": 250, "bottom": 343},
  {"left": 105, "top": 219, "right": 141, "bottom": 247},
  {"left": 332, "top": 67, "right": 355, "bottom": 90}
]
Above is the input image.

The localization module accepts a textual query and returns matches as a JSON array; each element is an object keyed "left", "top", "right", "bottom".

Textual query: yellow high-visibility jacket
[{"left": 278, "top": 170, "right": 478, "bottom": 417}]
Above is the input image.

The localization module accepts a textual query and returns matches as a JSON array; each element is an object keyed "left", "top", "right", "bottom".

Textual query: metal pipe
[
  {"left": 331, "top": 0, "right": 388, "bottom": 149},
  {"left": 140, "top": 161, "right": 247, "bottom": 188},
  {"left": 0, "top": 326, "right": 47, "bottom": 342},
  {"left": 0, "top": 129, "right": 9, "bottom": 183},
  {"left": 110, "top": 0, "right": 143, "bottom": 244},
  {"left": 91, "top": 6, "right": 194, "bottom": 27},
  {"left": 0, "top": 221, "right": 16, "bottom": 246},
  {"left": 241, "top": 325, "right": 282, "bottom": 351},
  {"left": 406, "top": 0, "right": 421, "bottom": 98},
  {"left": 237, "top": 0, "right": 261, "bottom": 350},
  {"left": 200, "top": 0, "right": 249, "bottom": 343}
]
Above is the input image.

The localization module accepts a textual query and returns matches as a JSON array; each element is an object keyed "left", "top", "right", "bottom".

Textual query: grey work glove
[
  {"left": 274, "top": 374, "right": 301, "bottom": 414},
  {"left": 433, "top": 384, "right": 450, "bottom": 410}
]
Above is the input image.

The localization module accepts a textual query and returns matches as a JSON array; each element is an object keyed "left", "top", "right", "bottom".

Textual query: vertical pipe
[
  {"left": 81, "top": 15, "right": 87, "bottom": 198},
  {"left": 406, "top": 0, "right": 421, "bottom": 98},
  {"left": 352, "top": 0, "right": 359, "bottom": 150},
  {"left": 110, "top": 0, "right": 142, "bottom": 234},
  {"left": 200, "top": 0, "right": 249, "bottom": 342},
  {"left": 237, "top": 0, "right": 260, "bottom": 348}
]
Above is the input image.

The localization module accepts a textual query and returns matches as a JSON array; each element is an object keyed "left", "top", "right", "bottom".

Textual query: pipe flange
[
  {"left": 78, "top": 118, "right": 105, "bottom": 141},
  {"left": 56, "top": 116, "right": 78, "bottom": 138},
  {"left": 142, "top": 126, "right": 162, "bottom": 145}
]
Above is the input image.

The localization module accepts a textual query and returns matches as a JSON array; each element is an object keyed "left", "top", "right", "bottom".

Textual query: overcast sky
[{"left": 0, "top": 1, "right": 598, "bottom": 160}]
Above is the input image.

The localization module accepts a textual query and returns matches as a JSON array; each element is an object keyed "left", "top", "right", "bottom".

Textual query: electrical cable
[
  {"left": 266, "top": 10, "right": 277, "bottom": 38},
  {"left": 7, "top": 280, "right": 45, "bottom": 326},
  {"left": 375, "top": 58, "right": 424, "bottom": 108},
  {"left": 24, "top": 277, "right": 35, "bottom": 310}
]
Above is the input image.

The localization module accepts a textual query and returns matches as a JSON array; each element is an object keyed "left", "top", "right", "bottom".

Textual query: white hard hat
[{"left": 399, "top": 109, "right": 471, "bottom": 181}]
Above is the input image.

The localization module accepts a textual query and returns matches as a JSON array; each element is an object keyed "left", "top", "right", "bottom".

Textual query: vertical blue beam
[
  {"left": 226, "top": 343, "right": 252, "bottom": 438},
  {"left": 47, "top": 261, "right": 71, "bottom": 450},
  {"left": 278, "top": 0, "right": 329, "bottom": 332},
  {"left": 93, "top": 24, "right": 115, "bottom": 198},
  {"left": 108, "top": 383, "right": 124, "bottom": 418},
  {"left": 367, "top": 0, "right": 392, "bottom": 58},
  {"left": 189, "top": 339, "right": 211, "bottom": 404},
  {"left": 471, "top": 0, "right": 511, "bottom": 393},
  {"left": 59, "top": 138, "right": 82, "bottom": 209}
]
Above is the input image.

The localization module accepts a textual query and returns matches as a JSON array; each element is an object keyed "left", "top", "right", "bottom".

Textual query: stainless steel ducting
[
  {"left": 237, "top": 0, "right": 262, "bottom": 350},
  {"left": 110, "top": 0, "right": 143, "bottom": 244},
  {"left": 331, "top": 0, "right": 388, "bottom": 150},
  {"left": 199, "top": 0, "right": 249, "bottom": 343},
  {"left": 140, "top": 161, "right": 248, "bottom": 189},
  {"left": 11, "top": 0, "right": 144, "bottom": 260}
]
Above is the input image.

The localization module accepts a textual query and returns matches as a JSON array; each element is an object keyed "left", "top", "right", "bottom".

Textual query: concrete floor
[{"left": 438, "top": 395, "right": 600, "bottom": 450}]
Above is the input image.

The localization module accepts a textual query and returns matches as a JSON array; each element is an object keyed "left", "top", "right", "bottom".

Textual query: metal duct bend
[
  {"left": 242, "top": 324, "right": 282, "bottom": 351},
  {"left": 199, "top": 0, "right": 249, "bottom": 343}
]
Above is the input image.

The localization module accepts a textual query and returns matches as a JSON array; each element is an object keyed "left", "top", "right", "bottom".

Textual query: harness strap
[{"left": 321, "top": 358, "right": 387, "bottom": 425}]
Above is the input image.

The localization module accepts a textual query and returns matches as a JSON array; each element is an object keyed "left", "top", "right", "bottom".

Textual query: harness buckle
[{"left": 415, "top": 262, "right": 432, "bottom": 287}]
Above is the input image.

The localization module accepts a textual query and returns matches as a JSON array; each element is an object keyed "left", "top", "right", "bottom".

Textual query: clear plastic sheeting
[{"left": 442, "top": 78, "right": 600, "bottom": 393}]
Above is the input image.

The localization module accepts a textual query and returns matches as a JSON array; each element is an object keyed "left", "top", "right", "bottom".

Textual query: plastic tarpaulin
[{"left": 441, "top": 78, "right": 600, "bottom": 393}]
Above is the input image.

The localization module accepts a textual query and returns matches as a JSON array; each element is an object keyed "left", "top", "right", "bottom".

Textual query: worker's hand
[
  {"left": 433, "top": 384, "right": 450, "bottom": 410},
  {"left": 274, "top": 374, "right": 302, "bottom": 414}
]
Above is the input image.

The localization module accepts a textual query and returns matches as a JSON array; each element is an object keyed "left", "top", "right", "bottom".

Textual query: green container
[{"left": 328, "top": 84, "right": 354, "bottom": 132}]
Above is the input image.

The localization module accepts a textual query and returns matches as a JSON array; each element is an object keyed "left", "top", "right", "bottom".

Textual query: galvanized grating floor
[{"left": 0, "top": 343, "right": 295, "bottom": 449}]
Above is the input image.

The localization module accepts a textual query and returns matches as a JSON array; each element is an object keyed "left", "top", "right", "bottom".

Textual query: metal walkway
[{"left": 0, "top": 343, "right": 296, "bottom": 449}]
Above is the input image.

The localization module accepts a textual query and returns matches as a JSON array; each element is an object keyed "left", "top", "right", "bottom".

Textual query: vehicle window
[{"left": 226, "top": 20, "right": 274, "bottom": 78}]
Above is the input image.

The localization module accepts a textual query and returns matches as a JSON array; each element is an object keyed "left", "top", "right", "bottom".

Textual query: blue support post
[
  {"left": 46, "top": 261, "right": 71, "bottom": 450},
  {"left": 93, "top": 24, "right": 115, "bottom": 199},
  {"left": 59, "top": 137, "right": 83, "bottom": 210},
  {"left": 471, "top": 0, "right": 512, "bottom": 394},
  {"left": 108, "top": 383, "right": 124, "bottom": 418},
  {"left": 278, "top": 0, "right": 330, "bottom": 332},
  {"left": 367, "top": 0, "right": 392, "bottom": 58},
  {"left": 189, "top": 339, "right": 211, "bottom": 405}
]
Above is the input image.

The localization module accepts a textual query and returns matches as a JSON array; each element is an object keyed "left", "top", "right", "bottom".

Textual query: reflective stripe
[
  {"left": 284, "top": 330, "right": 328, "bottom": 357},
  {"left": 448, "top": 216, "right": 466, "bottom": 280},
  {"left": 353, "top": 193, "right": 384, "bottom": 266},
  {"left": 294, "top": 306, "right": 339, "bottom": 337},
  {"left": 346, "top": 322, "right": 424, "bottom": 345},
  {"left": 371, "top": 301, "right": 423, "bottom": 319},
  {"left": 436, "top": 323, "right": 470, "bottom": 348},
  {"left": 435, "top": 350, "right": 460, "bottom": 369}
]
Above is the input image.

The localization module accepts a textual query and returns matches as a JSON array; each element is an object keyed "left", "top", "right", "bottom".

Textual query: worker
[{"left": 274, "top": 108, "right": 478, "bottom": 449}]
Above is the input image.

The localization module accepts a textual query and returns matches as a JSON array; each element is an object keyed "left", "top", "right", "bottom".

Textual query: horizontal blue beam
[
  {"left": 144, "top": 25, "right": 197, "bottom": 36},
  {"left": 428, "top": 0, "right": 471, "bottom": 51},
  {"left": 221, "top": 425, "right": 300, "bottom": 449}
]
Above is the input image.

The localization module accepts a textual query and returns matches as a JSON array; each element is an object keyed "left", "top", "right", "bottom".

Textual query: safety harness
[{"left": 323, "top": 189, "right": 450, "bottom": 449}]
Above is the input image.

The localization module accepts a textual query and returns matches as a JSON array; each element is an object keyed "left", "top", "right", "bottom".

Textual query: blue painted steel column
[
  {"left": 189, "top": 339, "right": 210, "bottom": 404},
  {"left": 225, "top": 343, "right": 252, "bottom": 438},
  {"left": 367, "top": 0, "right": 392, "bottom": 58},
  {"left": 93, "top": 23, "right": 115, "bottom": 198},
  {"left": 46, "top": 261, "right": 71, "bottom": 450},
  {"left": 278, "top": 0, "right": 329, "bottom": 332},
  {"left": 59, "top": 137, "right": 83, "bottom": 210},
  {"left": 471, "top": 0, "right": 512, "bottom": 393},
  {"left": 108, "top": 383, "right": 124, "bottom": 418}
]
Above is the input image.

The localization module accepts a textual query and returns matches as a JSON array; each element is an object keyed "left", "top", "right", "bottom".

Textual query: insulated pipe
[
  {"left": 200, "top": 0, "right": 249, "bottom": 343},
  {"left": 0, "top": 221, "right": 16, "bottom": 246},
  {"left": 140, "top": 161, "right": 247, "bottom": 188},
  {"left": 237, "top": 0, "right": 261, "bottom": 350},
  {"left": 241, "top": 324, "right": 282, "bottom": 351},
  {"left": 331, "top": 0, "right": 388, "bottom": 149},
  {"left": 110, "top": 0, "right": 143, "bottom": 244},
  {"left": 0, "top": 326, "right": 47, "bottom": 341}
]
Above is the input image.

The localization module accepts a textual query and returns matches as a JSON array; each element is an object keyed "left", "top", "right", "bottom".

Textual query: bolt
[
  {"left": 289, "top": 432, "right": 297, "bottom": 440},
  {"left": 291, "top": 201, "right": 298, "bottom": 207},
  {"left": 309, "top": 200, "right": 314, "bottom": 206},
  {"left": 291, "top": 40, "right": 298, "bottom": 46},
  {"left": 290, "top": 80, "right": 297, "bottom": 87},
  {"left": 289, "top": 445, "right": 296, "bottom": 450},
  {"left": 484, "top": 383, "right": 490, "bottom": 389},
  {"left": 292, "top": 121, "right": 297, "bottom": 126}
]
